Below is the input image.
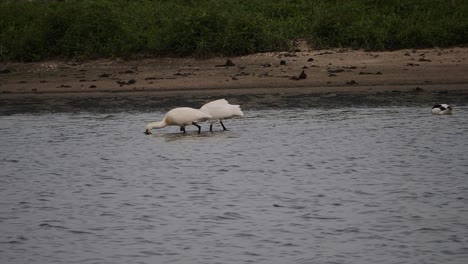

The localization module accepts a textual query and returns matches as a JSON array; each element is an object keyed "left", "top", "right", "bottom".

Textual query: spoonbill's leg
[
  {"left": 220, "top": 121, "right": 227, "bottom": 131},
  {"left": 180, "top": 126, "right": 186, "bottom": 133},
  {"left": 192, "top": 122, "right": 201, "bottom": 134}
]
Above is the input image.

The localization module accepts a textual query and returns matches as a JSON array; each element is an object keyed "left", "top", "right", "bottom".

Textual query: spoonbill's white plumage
[
  {"left": 145, "top": 107, "right": 212, "bottom": 134},
  {"left": 432, "top": 104, "right": 453, "bottom": 115},
  {"left": 200, "top": 99, "right": 244, "bottom": 131}
]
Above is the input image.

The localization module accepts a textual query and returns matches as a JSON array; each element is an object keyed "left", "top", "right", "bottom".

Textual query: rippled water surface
[{"left": 1, "top": 95, "right": 468, "bottom": 264}]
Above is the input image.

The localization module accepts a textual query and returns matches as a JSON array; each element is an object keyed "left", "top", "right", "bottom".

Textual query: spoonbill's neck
[{"left": 146, "top": 120, "right": 167, "bottom": 131}]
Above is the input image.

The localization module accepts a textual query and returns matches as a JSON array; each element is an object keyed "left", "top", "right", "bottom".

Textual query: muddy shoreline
[{"left": 1, "top": 47, "right": 467, "bottom": 114}]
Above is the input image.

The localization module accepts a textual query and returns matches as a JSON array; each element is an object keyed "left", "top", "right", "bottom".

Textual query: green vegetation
[{"left": 1, "top": 0, "right": 467, "bottom": 61}]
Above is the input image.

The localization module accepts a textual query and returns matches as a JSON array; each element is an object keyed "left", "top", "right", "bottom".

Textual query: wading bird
[
  {"left": 145, "top": 107, "right": 212, "bottom": 134},
  {"left": 431, "top": 104, "right": 453, "bottom": 115},
  {"left": 200, "top": 99, "right": 244, "bottom": 131}
]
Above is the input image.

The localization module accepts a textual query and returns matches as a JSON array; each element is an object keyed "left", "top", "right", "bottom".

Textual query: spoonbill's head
[
  {"left": 145, "top": 121, "right": 163, "bottom": 134},
  {"left": 144, "top": 123, "right": 154, "bottom": 135}
]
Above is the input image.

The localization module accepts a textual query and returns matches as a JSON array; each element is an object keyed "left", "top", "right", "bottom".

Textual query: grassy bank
[{"left": 1, "top": 0, "right": 467, "bottom": 61}]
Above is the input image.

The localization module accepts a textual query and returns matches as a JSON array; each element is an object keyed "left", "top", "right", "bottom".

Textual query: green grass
[{"left": 1, "top": 0, "right": 467, "bottom": 61}]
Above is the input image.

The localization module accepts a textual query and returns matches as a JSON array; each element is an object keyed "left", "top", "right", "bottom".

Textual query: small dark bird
[
  {"left": 290, "top": 70, "right": 307, "bottom": 80},
  {"left": 216, "top": 59, "right": 235, "bottom": 67},
  {"left": 225, "top": 59, "right": 235, "bottom": 66},
  {"left": 299, "top": 70, "right": 307, "bottom": 79}
]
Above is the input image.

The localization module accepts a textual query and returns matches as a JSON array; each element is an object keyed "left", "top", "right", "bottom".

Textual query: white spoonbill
[
  {"left": 145, "top": 107, "right": 212, "bottom": 134},
  {"left": 431, "top": 104, "right": 453, "bottom": 115},
  {"left": 200, "top": 99, "right": 244, "bottom": 131}
]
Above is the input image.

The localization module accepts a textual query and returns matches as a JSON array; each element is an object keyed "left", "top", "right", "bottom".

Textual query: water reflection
[
  {"left": 1, "top": 90, "right": 468, "bottom": 115},
  {"left": 149, "top": 130, "right": 239, "bottom": 142}
]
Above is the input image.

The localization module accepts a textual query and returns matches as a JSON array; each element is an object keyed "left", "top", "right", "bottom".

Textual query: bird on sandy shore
[
  {"left": 200, "top": 99, "right": 244, "bottom": 131},
  {"left": 145, "top": 107, "right": 212, "bottom": 134},
  {"left": 431, "top": 104, "right": 453, "bottom": 115},
  {"left": 290, "top": 70, "right": 307, "bottom": 80},
  {"left": 299, "top": 70, "right": 307, "bottom": 79}
]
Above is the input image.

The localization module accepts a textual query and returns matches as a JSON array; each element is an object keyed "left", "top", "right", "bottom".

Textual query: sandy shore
[{"left": 1, "top": 47, "right": 467, "bottom": 98}]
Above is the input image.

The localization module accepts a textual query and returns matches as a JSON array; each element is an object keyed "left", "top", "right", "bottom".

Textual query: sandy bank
[{"left": 1, "top": 47, "right": 467, "bottom": 98}]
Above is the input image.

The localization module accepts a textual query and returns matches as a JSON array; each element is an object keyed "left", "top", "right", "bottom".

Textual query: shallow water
[{"left": 1, "top": 95, "right": 468, "bottom": 264}]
